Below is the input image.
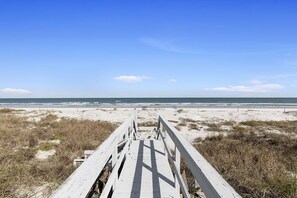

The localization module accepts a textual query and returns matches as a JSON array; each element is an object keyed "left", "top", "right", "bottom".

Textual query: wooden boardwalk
[
  {"left": 113, "top": 140, "right": 179, "bottom": 198},
  {"left": 51, "top": 115, "right": 241, "bottom": 198}
]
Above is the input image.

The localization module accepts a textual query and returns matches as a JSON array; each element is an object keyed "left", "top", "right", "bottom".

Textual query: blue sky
[{"left": 0, "top": 0, "right": 297, "bottom": 98}]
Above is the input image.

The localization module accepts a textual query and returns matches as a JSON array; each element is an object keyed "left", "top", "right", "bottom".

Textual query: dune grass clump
[
  {"left": 177, "top": 109, "right": 183, "bottom": 113},
  {"left": 189, "top": 123, "right": 199, "bottom": 130},
  {"left": 0, "top": 112, "right": 116, "bottom": 197},
  {"left": 177, "top": 121, "right": 187, "bottom": 127},
  {"left": 50, "top": 134, "right": 63, "bottom": 141},
  {"left": 240, "top": 120, "right": 297, "bottom": 134},
  {"left": 233, "top": 125, "right": 246, "bottom": 133},
  {"left": 179, "top": 118, "right": 197, "bottom": 123},
  {"left": 194, "top": 131, "right": 297, "bottom": 197},
  {"left": 139, "top": 121, "right": 157, "bottom": 127},
  {"left": 240, "top": 120, "right": 261, "bottom": 127},
  {"left": 0, "top": 109, "right": 25, "bottom": 114},
  {"left": 39, "top": 114, "right": 59, "bottom": 127},
  {"left": 205, "top": 123, "right": 222, "bottom": 131},
  {"left": 39, "top": 142, "right": 53, "bottom": 151},
  {"left": 0, "top": 108, "right": 14, "bottom": 113},
  {"left": 177, "top": 118, "right": 198, "bottom": 129}
]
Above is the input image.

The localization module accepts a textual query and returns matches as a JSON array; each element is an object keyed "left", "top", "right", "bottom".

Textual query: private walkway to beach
[{"left": 51, "top": 115, "right": 241, "bottom": 198}]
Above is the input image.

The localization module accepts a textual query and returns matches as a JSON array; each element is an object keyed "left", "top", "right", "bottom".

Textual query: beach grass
[
  {"left": 0, "top": 112, "right": 116, "bottom": 197},
  {"left": 193, "top": 124, "right": 297, "bottom": 198},
  {"left": 240, "top": 120, "right": 297, "bottom": 134},
  {"left": 138, "top": 121, "right": 157, "bottom": 127}
]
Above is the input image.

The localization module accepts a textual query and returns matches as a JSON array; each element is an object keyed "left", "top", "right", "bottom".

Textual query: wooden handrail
[
  {"left": 51, "top": 115, "right": 136, "bottom": 198},
  {"left": 158, "top": 116, "right": 241, "bottom": 198}
]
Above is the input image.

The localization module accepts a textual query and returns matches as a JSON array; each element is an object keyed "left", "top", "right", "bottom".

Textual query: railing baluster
[
  {"left": 112, "top": 133, "right": 118, "bottom": 190},
  {"left": 175, "top": 146, "right": 181, "bottom": 194}
]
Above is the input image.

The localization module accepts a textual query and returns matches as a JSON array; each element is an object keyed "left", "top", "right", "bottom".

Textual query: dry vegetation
[
  {"left": 0, "top": 108, "right": 14, "bottom": 113},
  {"left": 0, "top": 110, "right": 116, "bottom": 197},
  {"left": 193, "top": 121, "right": 297, "bottom": 198},
  {"left": 177, "top": 118, "right": 199, "bottom": 130},
  {"left": 189, "top": 123, "right": 199, "bottom": 130},
  {"left": 175, "top": 119, "right": 297, "bottom": 197},
  {"left": 138, "top": 121, "right": 157, "bottom": 127},
  {"left": 177, "top": 109, "right": 184, "bottom": 113},
  {"left": 205, "top": 123, "right": 223, "bottom": 131},
  {"left": 0, "top": 108, "right": 25, "bottom": 113},
  {"left": 240, "top": 120, "right": 297, "bottom": 134}
]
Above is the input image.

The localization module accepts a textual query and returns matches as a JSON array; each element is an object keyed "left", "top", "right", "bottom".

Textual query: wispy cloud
[
  {"left": 169, "top": 79, "right": 177, "bottom": 83},
  {"left": 1, "top": 88, "right": 31, "bottom": 95},
  {"left": 139, "top": 37, "right": 297, "bottom": 56},
  {"left": 139, "top": 37, "right": 200, "bottom": 54},
  {"left": 206, "top": 81, "right": 283, "bottom": 93},
  {"left": 114, "top": 75, "right": 150, "bottom": 83}
]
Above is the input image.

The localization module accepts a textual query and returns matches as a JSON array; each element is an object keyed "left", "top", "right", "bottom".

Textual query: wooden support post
[
  {"left": 112, "top": 135, "right": 118, "bottom": 190},
  {"left": 162, "top": 124, "right": 168, "bottom": 157},
  {"left": 134, "top": 113, "right": 138, "bottom": 129},
  {"left": 175, "top": 146, "right": 181, "bottom": 195},
  {"left": 132, "top": 119, "right": 137, "bottom": 141}
]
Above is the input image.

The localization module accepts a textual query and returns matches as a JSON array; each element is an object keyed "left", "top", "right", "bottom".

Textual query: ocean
[{"left": 0, "top": 98, "right": 297, "bottom": 108}]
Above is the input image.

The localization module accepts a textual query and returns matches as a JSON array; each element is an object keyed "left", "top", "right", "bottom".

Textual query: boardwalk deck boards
[{"left": 113, "top": 140, "right": 179, "bottom": 198}]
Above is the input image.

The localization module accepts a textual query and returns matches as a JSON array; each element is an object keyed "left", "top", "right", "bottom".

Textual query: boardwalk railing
[
  {"left": 51, "top": 115, "right": 137, "bottom": 198},
  {"left": 157, "top": 116, "right": 241, "bottom": 198},
  {"left": 51, "top": 114, "right": 241, "bottom": 198}
]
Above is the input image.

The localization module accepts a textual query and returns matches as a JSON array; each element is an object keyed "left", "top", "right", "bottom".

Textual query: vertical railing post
[
  {"left": 175, "top": 146, "right": 181, "bottom": 194},
  {"left": 161, "top": 123, "right": 168, "bottom": 157},
  {"left": 134, "top": 112, "right": 138, "bottom": 129},
  {"left": 156, "top": 118, "right": 161, "bottom": 140},
  {"left": 130, "top": 119, "right": 135, "bottom": 144},
  {"left": 164, "top": 127, "right": 170, "bottom": 158},
  {"left": 133, "top": 111, "right": 138, "bottom": 138},
  {"left": 132, "top": 117, "right": 137, "bottom": 141},
  {"left": 112, "top": 132, "right": 118, "bottom": 190}
]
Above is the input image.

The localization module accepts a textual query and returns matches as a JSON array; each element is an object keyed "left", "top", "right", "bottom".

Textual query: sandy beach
[
  {"left": 2, "top": 107, "right": 296, "bottom": 197},
  {"left": 1, "top": 107, "right": 296, "bottom": 197},
  {"left": 17, "top": 107, "right": 297, "bottom": 142}
]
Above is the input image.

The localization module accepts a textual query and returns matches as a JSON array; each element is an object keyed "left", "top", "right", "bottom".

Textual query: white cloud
[
  {"left": 206, "top": 82, "right": 283, "bottom": 93},
  {"left": 1, "top": 88, "right": 31, "bottom": 95},
  {"left": 114, "top": 75, "right": 150, "bottom": 83},
  {"left": 169, "top": 79, "right": 177, "bottom": 83}
]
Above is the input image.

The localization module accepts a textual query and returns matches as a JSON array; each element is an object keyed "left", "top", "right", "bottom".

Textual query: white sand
[
  {"left": 35, "top": 149, "right": 56, "bottom": 160},
  {"left": 18, "top": 107, "right": 297, "bottom": 142},
  {"left": 18, "top": 107, "right": 297, "bottom": 122}
]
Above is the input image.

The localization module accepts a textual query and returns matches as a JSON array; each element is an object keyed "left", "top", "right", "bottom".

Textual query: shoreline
[
  {"left": 1, "top": 98, "right": 297, "bottom": 109},
  {"left": 2, "top": 104, "right": 297, "bottom": 109}
]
